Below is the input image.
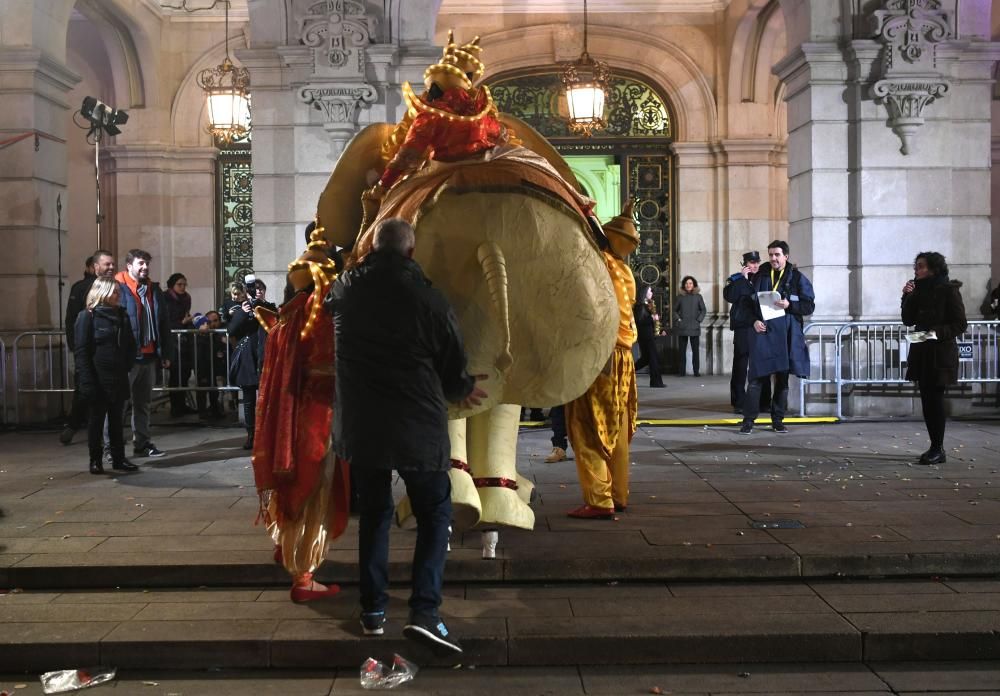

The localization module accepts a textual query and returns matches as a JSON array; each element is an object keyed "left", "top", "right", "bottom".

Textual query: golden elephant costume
[{"left": 315, "top": 33, "right": 620, "bottom": 536}]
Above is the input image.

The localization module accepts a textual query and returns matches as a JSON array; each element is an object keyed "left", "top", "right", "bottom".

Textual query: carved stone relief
[
  {"left": 869, "top": 0, "right": 954, "bottom": 155},
  {"left": 299, "top": 0, "right": 376, "bottom": 78},
  {"left": 296, "top": 0, "right": 379, "bottom": 151}
]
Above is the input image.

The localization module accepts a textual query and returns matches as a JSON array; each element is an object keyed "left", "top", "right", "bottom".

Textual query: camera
[{"left": 244, "top": 274, "right": 258, "bottom": 300}]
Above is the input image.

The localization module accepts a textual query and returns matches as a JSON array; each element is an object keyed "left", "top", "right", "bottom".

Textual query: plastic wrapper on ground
[
  {"left": 359, "top": 654, "right": 418, "bottom": 689},
  {"left": 40, "top": 668, "right": 116, "bottom": 693}
]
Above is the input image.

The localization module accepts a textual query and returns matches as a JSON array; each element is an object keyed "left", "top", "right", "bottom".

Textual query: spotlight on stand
[
  {"left": 80, "top": 96, "right": 129, "bottom": 139},
  {"left": 75, "top": 96, "right": 129, "bottom": 250}
]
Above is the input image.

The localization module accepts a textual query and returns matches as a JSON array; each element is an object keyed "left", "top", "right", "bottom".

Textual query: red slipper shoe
[
  {"left": 566, "top": 504, "right": 615, "bottom": 519},
  {"left": 290, "top": 581, "right": 341, "bottom": 603}
]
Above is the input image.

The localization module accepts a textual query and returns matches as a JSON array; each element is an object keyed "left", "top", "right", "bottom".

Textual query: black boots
[
  {"left": 918, "top": 448, "right": 947, "bottom": 465},
  {"left": 89, "top": 459, "right": 104, "bottom": 475},
  {"left": 243, "top": 430, "right": 255, "bottom": 450}
]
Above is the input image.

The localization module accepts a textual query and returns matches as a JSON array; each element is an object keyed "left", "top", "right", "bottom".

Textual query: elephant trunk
[{"left": 476, "top": 241, "right": 513, "bottom": 373}]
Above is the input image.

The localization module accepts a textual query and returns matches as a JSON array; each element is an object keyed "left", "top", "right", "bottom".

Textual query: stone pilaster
[
  {"left": 103, "top": 146, "right": 219, "bottom": 312},
  {"left": 774, "top": 42, "right": 851, "bottom": 321},
  {"left": 845, "top": 33, "right": 1000, "bottom": 319},
  {"left": 0, "top": 47, "right": 80, "bottom": 332}
]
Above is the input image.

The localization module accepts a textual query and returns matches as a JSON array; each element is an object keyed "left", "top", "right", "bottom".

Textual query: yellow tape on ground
[{"left": 519, "top": 417, "right": 839, "bottom": 427}]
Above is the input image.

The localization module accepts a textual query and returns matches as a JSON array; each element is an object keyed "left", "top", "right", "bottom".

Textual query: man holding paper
[{"left": 739, "top": 240, "right": 815, "bottom": 434}]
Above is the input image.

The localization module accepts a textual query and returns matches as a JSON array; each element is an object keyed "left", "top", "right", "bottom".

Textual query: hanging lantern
[
  {"left": 560, "top": 0, "right": 612, "bottom": 137},
  {"left": 197, "top": 1, "right": 251, "bottom": 146}
]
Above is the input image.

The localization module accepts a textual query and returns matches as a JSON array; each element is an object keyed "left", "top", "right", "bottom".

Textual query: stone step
[
  {"left": 6, "top": 543, "right": 1000, "bottom": 591},
  {"left": 3, "top": 580, "right": 999, "bottom": 672}
]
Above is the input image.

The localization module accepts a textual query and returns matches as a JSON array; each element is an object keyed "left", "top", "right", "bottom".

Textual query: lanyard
[{"left": 770, "top": 265, "right": 786, "bottom": 291}]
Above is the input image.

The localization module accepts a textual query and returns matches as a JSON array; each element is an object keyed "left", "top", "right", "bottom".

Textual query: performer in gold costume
[
  {"left": 252, "top": 225, "right": 350, "bottom": 602},
  {"left": 565, "top": 204, "right": 640, "bottom": 519}
]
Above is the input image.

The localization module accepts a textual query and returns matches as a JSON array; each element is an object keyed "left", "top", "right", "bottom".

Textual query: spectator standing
[
  {"left": 220, "top": 281, "right": 247, "bottom": 326},
  {"left": 73, "top": 277, "right": 137, "bottom": 473},
  {"left": 633, "top": 284, "right": 665, "bottom": 388},
  {"left": 328, "top": 218, "right": 485, "bottom": 656},
  {"left": 196, "top": 310, "right": 227, "bottom": 418},
  {"left": 724, "top": 251, "right": 771, "bottom": 414},
  {"left": 115, "top": 249, "right": 173, "bottom": 458},
  {"left": 227, "top": 279, "right": 276, "bottom": 450},
  {"left": 543, "top": 404, "right": 569, "bottom": 462},
  {"left": 673, "top": 275, "right": 706, "bottom": 376},
  {"left": 61, "top": 251, "right": 115, "bottom": 445},
  {"left": 164, "top": 273, "right": 197, "bottom": 417},
  {"left": 739, "top": 240, "right": 815, "bottom": 435},
  {"left": 901, "top": 251, "right": 968, "bottom": 464}
]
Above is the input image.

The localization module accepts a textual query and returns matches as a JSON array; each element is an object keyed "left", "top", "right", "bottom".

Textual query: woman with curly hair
[
  {"left": 901, "top": 251, "right": 968, "bottom": 465},
  {"left": 673, "top": 275, "right": 706, "bottom": 377}
]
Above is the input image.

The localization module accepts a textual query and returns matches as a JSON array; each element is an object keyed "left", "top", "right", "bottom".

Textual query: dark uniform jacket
[
  {"left": 747, "top": 264, "right": 815, "bottom": 379},
  {"left": 328, "top": 250, "right": 475, "bottom": 472},
  {"left": 902, "top": 276, "right": 967, "bottom": 386},
  {"left": 723, "top": 271, "right": 757, "bottom": 330},
  {"left": 73, "top": 306, "right": 137, "bottom": 401}
]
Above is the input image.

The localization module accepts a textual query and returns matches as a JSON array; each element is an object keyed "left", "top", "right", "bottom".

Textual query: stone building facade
[{"left": 1, "top": 0, "right": 998, "bottom": 417}]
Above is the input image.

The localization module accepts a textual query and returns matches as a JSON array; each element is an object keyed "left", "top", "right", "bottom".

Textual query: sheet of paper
[
  {"left": 905, "top": 330, "right": 938, "bottom": 343},
  {"left": 757, "top": 291, "right": 785, "bottom": 321}
]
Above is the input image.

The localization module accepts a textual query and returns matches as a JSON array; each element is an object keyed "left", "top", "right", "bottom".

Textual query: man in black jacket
[
  {"left": 328, "top": 217, "right": 485, "bottom": 657},
  {"left": 61, "top": 250, "right": 115, "bottom": 445},
  {"left": 723, "top": 251, "right": 770, "bottom": 415}
]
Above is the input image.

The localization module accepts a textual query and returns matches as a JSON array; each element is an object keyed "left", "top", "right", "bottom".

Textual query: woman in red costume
[{"left": 252, "top": 225, "right": 350, "bottom": 603}]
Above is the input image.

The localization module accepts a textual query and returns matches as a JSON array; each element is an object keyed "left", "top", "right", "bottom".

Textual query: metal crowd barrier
[
  {"left": 799, "top": 320, "right": 1000, "bottom": 418},
  {"left": 12, "top": 329, "right": 238, "bottom": 425}
]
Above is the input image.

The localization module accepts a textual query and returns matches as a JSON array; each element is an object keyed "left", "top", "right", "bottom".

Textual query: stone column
[
  {"left": 671, "top": 142, "right": 723, "bottom": 374},
  {"left": 842, "top": 5, "right": 1000, "bottom": 320},
  {"left": 774, "top": 42, "right": 851, "bottom": 321},
  {"left": 0, "top": 48, "right": 80, "bottom": 332},
  {"left": 103, "top": 146, "right": 219, "bottom": 312}
]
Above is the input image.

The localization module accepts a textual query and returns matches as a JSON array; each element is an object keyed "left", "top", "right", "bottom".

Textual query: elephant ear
[
  {"left": 316, "top": 123, "right": 394, "bottom": 249},
  {"left": 498, "top": 113, "right": 581, "bottom": 193}
]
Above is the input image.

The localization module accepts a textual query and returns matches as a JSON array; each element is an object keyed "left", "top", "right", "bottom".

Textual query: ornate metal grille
[
  {"left": 488, "top": 71, "right": 675, "bottom": 335},
  {"left": 217, "top": 147, "right": 253, "bottom": 295},
  {"left": 490, "top": 72, "right": 671, "bottom": 139}
]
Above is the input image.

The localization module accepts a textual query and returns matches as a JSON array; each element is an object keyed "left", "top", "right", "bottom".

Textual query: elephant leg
[
  {"left": 468, "top": 404, "right": 535, "bottom": 531},
  {"left": 395, "top": 418, "right": 482, "bottom": 531}
]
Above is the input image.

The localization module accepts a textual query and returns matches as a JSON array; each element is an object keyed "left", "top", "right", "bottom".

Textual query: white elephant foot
[{"left": 481, "top": 529, "right": 499, "bottom": 559}]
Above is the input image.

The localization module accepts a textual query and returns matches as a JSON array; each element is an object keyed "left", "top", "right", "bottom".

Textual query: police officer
[{"left": 723, "top": 251, "right": 770, "bottom": 414}]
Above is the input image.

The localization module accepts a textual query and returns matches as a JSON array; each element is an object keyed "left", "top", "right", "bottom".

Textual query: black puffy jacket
[
  {"left": 327, "top": 250, "right": 475, "bottom": 471},
  {"left": 73, "top": 305, "right": 137, "bottom": 401}
]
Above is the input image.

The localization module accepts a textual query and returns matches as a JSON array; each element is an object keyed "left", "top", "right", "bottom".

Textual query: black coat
[
  {"left": 226, "top": 302, "right": 275, "bottom": 388},
  {"left": 747, "top": 265, "right": 815, "bottom": 379},
  {"left": 632, "top": 285, "right": 656, "bottom": 342},
  {"left": 902, "top": 276, "right": 967, "bottom": 386},
  {"left": 65, "top": 274, "right": 97, "bottom": 351},
  {"left": 73, "top": 305, "right": 137, "bottom": 401},
  {"left": 328, "top": 251, "right": 475, "bottom": 471}
]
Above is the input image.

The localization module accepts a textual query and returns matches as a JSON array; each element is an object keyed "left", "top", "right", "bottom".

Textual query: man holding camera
[{"left": 228, "top": 276, "right": 276, "bottom": 450}]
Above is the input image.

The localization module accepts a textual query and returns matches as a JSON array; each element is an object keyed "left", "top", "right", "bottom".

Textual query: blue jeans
[{"left": 356, "top": 468, "right": 452, "bottom": 620}]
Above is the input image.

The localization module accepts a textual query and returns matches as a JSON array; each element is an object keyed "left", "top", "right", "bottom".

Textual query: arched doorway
[{"left": 489, "top": 71, "right": 676, "bottom": 327}]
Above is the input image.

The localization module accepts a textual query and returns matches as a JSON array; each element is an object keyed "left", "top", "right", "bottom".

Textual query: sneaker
[
  {"left": 739, "top": 421, "right": 753, "bottom": 435},
  {"left": 361, "top": 611, "right": 386, "bottom": 636},
  {"left": 772, "top": 422, "right": 788, "bottom": 434},
  {"left": 544, "top": 446, "right": 567, "bottom": 463},
  {"left": 134, "top": 443, "right": 166, "bottom": 458},
  {"left": 58, "top": 427, "right": 76, "bottom": 445},
  {"left": 403, "top": 616, "right": 463, "bottom": 656}
]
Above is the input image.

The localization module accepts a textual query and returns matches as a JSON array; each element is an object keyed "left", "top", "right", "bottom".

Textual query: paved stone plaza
[{"left": 2, "top": 378, "right": 1000, "bottom": 691}]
